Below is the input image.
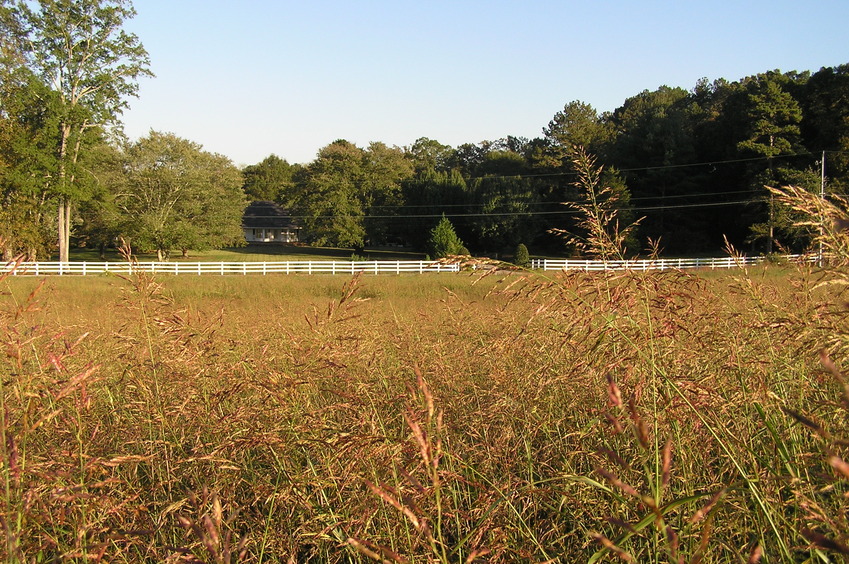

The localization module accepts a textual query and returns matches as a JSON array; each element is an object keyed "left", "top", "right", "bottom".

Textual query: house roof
[{"left": 242, "top": 201, "right": 300, "bottom": 230}]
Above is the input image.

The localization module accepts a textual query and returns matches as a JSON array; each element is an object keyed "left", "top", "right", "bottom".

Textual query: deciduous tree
[
  {"left": 10, "top": 0, "right": 151, "bottom": 262},
  {"left": 293, "top": 139, "right": 366, "bottom": 248},
  {"left": 116, "top": 131, "right": 245, "bottom": 260},
  {"left": 361, "top": 142, "right": 413, "bottom": 245},
  {"left": 407, "top": 137, "right": 453, "bottom": 174},
  {"left": 241, "top": 154, "right": 298, "bottom": 205}
]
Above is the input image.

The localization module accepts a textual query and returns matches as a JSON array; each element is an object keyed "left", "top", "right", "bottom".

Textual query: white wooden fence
[
  {"left": 1, "top": 260, "right": 461, "bottom": 276},
  {"left": 531, "top": 254, "right": 816, "bottom": 271},
  {"left": 0, "top": 254, "right": 817, "bottom": 277}
]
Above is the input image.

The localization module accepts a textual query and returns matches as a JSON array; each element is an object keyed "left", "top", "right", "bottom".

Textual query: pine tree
[{"left": 427, "top": 215, "right": 464, "bottom": 258}]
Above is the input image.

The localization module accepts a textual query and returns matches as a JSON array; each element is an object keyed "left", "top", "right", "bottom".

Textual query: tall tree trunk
[
  {"left": 57, "top": 195, "right": 72, "bottom": 262},
  {"left": 58, "top": 196, "right": 68, "bottom": 262},
  {"left": 64, "top": 198, "right": 71, "bottom": 261},
  {"left": 56, "top": 120, "right": 87, "bottom": 263},
  {"left": 58, "top": 123, "right": 71, "bottom": 263}
]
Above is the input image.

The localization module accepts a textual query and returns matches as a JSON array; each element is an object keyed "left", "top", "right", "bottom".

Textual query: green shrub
[{"left": 514, "top": 243, "right": 530, "bottom": 267}]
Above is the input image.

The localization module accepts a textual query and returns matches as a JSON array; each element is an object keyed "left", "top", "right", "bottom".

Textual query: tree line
[
  {"left": 2, "top": 1, "right": 847, "bottom": 261},
  {"left": 242, "top": 66, "right": 849, "bottom": 257}
]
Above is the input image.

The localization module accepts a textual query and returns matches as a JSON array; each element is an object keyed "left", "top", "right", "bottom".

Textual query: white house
[{"left": 242, "top": 201, "right": 301, "bottom": 243}]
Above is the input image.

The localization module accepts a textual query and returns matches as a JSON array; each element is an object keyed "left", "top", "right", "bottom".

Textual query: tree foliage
[
  {"left": 293, "top": 140, "right": 413, "bottom": 249},
  {"left": 544, "top": 101, "right": 611, "bottom": 158},
  {"left": 737, "top": 74, "right": 803, "bottom": 160},
  {"left": 399, "top": 169, "right": 468, "bottom": 250},
  {"left": 116, "top": 131, "right": 245, "bottom": 260},
  {"left": 293, "top": 140, "right": 367, "bottom": 248},
  {"left": 3, "top": 47, "right": 849, "bottom": 259},
  {"left": 408, "top": 137, "right": 453, "bottom": 173},
  {"left": 241, "top": 154, "right": 298, "bottom": 205},
  {"left": 427, "top": 215, "right": 464, "bottom": 259},
  {"left": 5, "top": 0, "right": 151, "bottom": 262}
]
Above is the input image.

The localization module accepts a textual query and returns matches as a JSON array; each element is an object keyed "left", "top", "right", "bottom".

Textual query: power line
[
  {"left": 457, "top": 150, "right": 826, "bottom": 181},
  {"left": 246, "top": 189, "right": 763, "bottom": 218},
  {"left": 273, "top": 199, "right": 761, "bottom": 221},
  {"left": 360, "top": 188, "right": 763, "bottom": 209}
]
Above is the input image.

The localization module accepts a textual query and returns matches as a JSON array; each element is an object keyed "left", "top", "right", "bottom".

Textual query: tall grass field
[
  {"left": 3, "top": 185, "right": 849, "bottom": 563},
  {"left": 1, "top": 256, "right": 848, "bottom": 563}
]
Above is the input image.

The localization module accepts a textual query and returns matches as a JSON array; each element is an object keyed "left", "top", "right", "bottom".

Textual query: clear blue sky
[{"left": 120, "top": 0, "right": 848, "bottom": 167}]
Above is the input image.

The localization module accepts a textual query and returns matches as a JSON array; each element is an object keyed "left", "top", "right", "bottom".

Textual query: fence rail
[
  {"left": 1, "top": 260, "right": 461, "bottom": 276},
  {"left": 531, "top": 254, "right": 817, "bottom": 271},
  {"left": 0, "top": 254, "right": 818, "bottom": 277}
]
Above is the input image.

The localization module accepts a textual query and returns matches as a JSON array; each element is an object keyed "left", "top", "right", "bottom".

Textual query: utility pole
[
  {"left": 768, "top": 192, "right": 774, "bottom": 254},
  {"left": 819, "top": 150, "right": 826, "bottom": 267}
]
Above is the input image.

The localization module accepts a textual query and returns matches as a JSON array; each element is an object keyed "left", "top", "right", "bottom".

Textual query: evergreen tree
[
  {"left": 736, "top": 73, "right": 804, "bottom": 252},
  {"left": 427, "top": 215, "right": 464, "bottom": 258}
]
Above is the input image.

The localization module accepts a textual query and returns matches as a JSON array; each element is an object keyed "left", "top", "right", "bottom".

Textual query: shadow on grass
[
  {"left": 231, "top": 244, "right": 427, "bottom": 261},
  {"left": 65, "top": 244, "right": 426, "bottom": 262}
]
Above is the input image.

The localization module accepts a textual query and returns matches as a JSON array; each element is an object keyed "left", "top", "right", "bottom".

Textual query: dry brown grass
[{"left": 1, "top": 245, "right": 849, "bottom": 562}]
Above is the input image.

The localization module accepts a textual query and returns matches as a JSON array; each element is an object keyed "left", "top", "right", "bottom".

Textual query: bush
[{"left": 514, "top": 243, "right": 530, "bottom": 267}]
